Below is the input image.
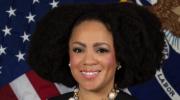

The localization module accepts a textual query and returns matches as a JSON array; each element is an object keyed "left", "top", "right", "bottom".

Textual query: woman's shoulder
[
  {"left": 47, "top": 92, "right": 74, "bottom": 100},
  {"left": 116, "top": 90, "right": 139, "bottom": 100}
]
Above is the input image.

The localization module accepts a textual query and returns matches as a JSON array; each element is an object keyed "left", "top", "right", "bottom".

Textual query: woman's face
[{"left": 69, "top": 20, "right": 118, "bottom": 91}]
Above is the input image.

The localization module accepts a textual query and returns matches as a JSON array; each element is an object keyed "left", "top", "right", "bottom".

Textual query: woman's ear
[
  {"left": 116, "top": 61, "right": 121, "bottom": 67},
  {"left": 116, "top": 61, "right": 122, "bottom": 70}
]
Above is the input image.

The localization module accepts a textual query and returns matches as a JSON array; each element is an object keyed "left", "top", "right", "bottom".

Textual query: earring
[
  {"left": 117, "top": 65, "right": 121, "bottom": 70},
  {"left": 69, "top": 63, "right": 71, "bottom": 67},
  {"left": 74, "top": 84, "right": 79, "bottom": 92}
]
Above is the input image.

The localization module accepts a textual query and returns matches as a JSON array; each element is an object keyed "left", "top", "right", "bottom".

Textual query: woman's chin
[
  {"left": 80, "top": 81, "right": 102, "bottom": 92},
  {"left": 84, "top": 87, "right": 100, "bottom": 92}
]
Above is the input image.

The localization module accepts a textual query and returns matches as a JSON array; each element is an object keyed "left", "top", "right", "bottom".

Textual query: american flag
[{"left": 0, "top": 0, "right": 75, "bottom": 100}]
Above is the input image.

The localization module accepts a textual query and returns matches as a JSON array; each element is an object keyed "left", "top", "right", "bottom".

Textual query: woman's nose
[{"left": 83, "top": 53, "right": 98, "bottom": 66}]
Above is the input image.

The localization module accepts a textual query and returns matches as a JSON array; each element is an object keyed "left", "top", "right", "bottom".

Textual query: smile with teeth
[{"left": 81, "top": 71, "right": 101, "bottom": 75}]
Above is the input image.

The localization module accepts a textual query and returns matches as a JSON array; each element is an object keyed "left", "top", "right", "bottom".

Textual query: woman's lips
[{"left": 81, "top": 70, "right": 101, "bottom": 79}]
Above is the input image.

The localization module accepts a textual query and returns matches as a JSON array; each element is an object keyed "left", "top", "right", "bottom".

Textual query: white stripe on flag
[
  {"left": 54, "top": 83, "right": 73, "bottom": 94},
  {"left": 9, "top": 74, "right": 41, "bottom": 100}
]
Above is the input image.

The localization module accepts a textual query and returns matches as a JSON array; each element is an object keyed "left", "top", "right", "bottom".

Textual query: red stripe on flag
[
  {"left": 26, "top": 70, "right": 61, "bottom": 100},
  {"left": 0, "top": 84, "right": 18, "bottom": 100}
]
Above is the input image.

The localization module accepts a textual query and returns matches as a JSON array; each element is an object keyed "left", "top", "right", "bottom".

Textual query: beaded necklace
[{"left": 69, "top": 86, "right": 119, "bottom": 100}]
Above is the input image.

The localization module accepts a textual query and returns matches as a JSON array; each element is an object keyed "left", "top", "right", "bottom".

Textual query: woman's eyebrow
[
  {"left": 73, "top": 42, "right": 110, "bottom": 48},
  {"left": 73, "top": 42, "right": 86, "bottom": 47},
  {"left": 93, "top": 42, "right": 110, "bottom": 48}
]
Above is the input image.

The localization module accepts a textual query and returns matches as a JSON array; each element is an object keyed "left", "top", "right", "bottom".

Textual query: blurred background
[{"left": 0, "top": 0, "right": 180, "bottom": 100}]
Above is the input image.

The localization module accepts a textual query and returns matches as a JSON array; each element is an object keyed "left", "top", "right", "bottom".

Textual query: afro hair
[{"left": 26, "top": 2, "right": 165, "bottom": 88}]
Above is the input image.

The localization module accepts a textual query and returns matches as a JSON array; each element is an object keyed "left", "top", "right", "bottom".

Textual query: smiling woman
[
  {"left": 69, "top": 21, "right": 117, "bottom": 94},
  {"left": 26, "top": 2, "right": 165, "bottom": 100}
]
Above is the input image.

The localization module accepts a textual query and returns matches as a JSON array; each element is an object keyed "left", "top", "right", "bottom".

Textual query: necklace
[{"left": 69, "top": 87, "right": 119, "bottom": 100}]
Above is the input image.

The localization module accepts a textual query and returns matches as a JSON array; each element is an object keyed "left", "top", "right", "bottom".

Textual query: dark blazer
[{"left": 48, "top": 89, "right": 138, "bottom": 100}]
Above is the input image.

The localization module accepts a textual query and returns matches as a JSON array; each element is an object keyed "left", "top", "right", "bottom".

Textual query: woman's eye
[
  {"left": 73, "top": 48, "right": 83, "bottom": 53},
  {"left": 97, "top": 48, "right": 109, "bottom": 53}
]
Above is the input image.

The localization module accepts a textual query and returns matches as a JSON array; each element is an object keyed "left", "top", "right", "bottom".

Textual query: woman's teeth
[{"left": 81, "top": 71, "right": 100, "bottom": 75}]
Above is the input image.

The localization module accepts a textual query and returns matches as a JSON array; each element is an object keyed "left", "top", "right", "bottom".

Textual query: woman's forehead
[{"left": 70, "top": 21, "right": 113, "bottom": 44}]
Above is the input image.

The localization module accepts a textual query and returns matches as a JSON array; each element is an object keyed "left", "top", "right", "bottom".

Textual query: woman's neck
[{"left": 78, "top": 81, "right": 115, "bottom": 100}]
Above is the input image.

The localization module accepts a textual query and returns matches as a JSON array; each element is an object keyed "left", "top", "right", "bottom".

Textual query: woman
[{"left": 26, "top": 2, "right": 165, "bottom": 100}]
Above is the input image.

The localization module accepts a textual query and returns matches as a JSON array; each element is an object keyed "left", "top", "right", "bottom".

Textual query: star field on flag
[
  {"left": 49, "top": 0, "right": 60, "bottom": 9},
  {"left": 6, "top": 6, "right": 16, "bottom": 17},
  {"left": 0, "top": 45, "right": 7, "bottom": 55},
  {"left": 26, "top": 12, "right": 36, "bottom": 23},
  {"left": 0, "top": 1, "right": 76, "bottom": 99},
  {"left": 2, "top": 25, "right": 12, "bottom": 37},
  {"left": 33, "top": 0, "right": 40, "bottom": 4},
  {"left": 15, "top": 51, "right": 26, "bottom": 62},
  {"left": 20, "top": 32, "right": 31, "bottom": 43}
]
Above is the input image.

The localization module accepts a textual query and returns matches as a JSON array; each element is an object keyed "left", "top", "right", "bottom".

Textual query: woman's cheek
[
  {"left": 102, "top": 53, "right": 116, "bottom": 68},
  {"left": 69, "top": 52, "right": 82, "bottom": 68}
]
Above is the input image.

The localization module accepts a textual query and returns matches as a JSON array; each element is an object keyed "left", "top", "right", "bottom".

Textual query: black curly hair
[{"left": 26, "top": 2, "right": 165, "bottom": 88}]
